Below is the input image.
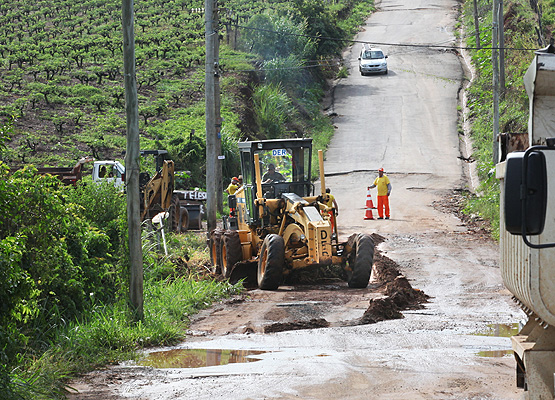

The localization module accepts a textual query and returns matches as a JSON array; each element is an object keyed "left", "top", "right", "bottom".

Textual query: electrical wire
[{"left": 234, "top": 23, "right": 539, "bottom": 52}]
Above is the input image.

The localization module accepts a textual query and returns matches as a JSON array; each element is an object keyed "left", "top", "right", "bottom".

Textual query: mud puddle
[
  {"left": 474, "top": 323, "right": 520, "bottom": 337},
  {"left": 133, "top": 348, "right": 267, "bottom": 368},
  {"left": 471, "top": 323, "right": 518, "bottom": 358},
  {"left": 477, "top": 349, "right": 513, "bottom": 358}
]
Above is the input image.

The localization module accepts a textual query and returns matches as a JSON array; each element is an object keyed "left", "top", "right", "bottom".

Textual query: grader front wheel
[
  {"left": 221, "top": 230, "right": 242, "bottom": 278},
  {"left": 209, "top": 229, "right": 224, "bottom": 274},
  {"left": 257, "top": 234, "right": 284, "bottom": 290},
  {"left": 348, "top": 233, "right": 375, "bottom": 288}
]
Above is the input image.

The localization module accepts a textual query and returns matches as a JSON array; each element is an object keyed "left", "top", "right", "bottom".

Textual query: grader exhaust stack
[{"left": 318, "top": 149, "right": 326, "bottom": 196}]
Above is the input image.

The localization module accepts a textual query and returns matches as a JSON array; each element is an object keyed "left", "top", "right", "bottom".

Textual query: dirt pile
[
  {"left": 358, "top": 251, "right": 429, "bottom": 325},
  {"left": 432, "top": 189, "right": 492, "bottom": 235}
]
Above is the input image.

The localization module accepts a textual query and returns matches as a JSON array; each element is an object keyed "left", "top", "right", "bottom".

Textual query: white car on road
[{"left": 358, "top": 45, "right": 388, "bottom": 75}]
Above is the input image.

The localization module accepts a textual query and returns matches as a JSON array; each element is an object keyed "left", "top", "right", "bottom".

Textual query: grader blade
[{"left": 228, "top": 261, "right": 258, "bottom": 287}]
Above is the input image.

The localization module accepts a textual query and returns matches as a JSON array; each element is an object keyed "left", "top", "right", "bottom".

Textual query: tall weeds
[{"left": 253, "top": 83, "right": 296, "bottom": 139}]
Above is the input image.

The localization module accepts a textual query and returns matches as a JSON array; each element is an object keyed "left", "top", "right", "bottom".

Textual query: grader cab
[{"left": 208, "top": 138, "right": 374, "bottom": 290}]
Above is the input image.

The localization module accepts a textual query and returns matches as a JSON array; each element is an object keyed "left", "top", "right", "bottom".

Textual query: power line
[
  {"left": 235, "top": 24, "right": 538, "bottom": 52},
  {"left": 230, "top": 61, "right": 337, "bottom": 73}
]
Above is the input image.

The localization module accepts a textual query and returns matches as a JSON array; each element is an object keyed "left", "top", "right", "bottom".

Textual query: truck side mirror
[{"left": 504, "top": 150, "right": 547, "bottom": 235}]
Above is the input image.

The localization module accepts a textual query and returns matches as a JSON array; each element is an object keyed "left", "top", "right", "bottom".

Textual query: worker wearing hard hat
[
  {"left": 225, "top": 177, "right": 240, "bottom": 195},
  {"left": 369, "top": 168, "right": 391, "bottom": 219}
]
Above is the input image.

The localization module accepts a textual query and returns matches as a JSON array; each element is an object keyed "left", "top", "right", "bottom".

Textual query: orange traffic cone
[{"left": 364, "top": 187, "right": 375, "bottom": 220}]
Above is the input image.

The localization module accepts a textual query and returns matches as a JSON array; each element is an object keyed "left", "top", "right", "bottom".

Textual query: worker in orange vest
[{"left": 369, "top": 168, "right": 391, "bottom": 219}]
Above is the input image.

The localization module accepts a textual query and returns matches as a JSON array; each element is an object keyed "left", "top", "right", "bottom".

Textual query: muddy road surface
[{"left": 67, "top": 0, "right": 525, "bottom": 398}]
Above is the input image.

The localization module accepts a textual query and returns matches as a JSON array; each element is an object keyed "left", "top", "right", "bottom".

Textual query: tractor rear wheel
[
  {"left": 348, "top": 233, "right": 375, "bottom": 288},
  {"left": 209, "top": 228, "right": 224, "bottom": 274},
  {"left": 257, "top": 234, "right": 284, "bottom": 290},
  {"left": 178, "top": 207, "right": 189, "bottom": 233},
  {"left": 169, "top": 194, "right": 181, "bottom": 232},
  {"left": 221, "top": 230, "right": 242, "bottom": 278}
]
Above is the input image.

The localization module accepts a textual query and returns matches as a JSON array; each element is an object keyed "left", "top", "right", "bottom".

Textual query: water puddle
[
  {"left": 472, "top": 323, "right": 518, "bottom": 358},
  {"left": 476, "top": 349, "right": 513, "bottom": 358},
  {"left": 137, "top": 349, "right": 267, "bottom": 369},
  {"left": 474, "top": 323, "right": 519, "bottom": 337}
]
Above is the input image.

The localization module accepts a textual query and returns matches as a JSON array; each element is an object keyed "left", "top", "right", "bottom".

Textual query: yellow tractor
[
  {"left": 137, "top": 150, "right": 204, "bottom": 232},
  {"left": 208, "top": 138, "right": 374, "bottom": 290}
]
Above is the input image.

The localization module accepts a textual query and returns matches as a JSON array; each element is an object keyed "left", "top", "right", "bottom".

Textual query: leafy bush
[
  {"left": 240, "top": 13, "right": 316, "bottom": 61},
  {"left": 263, "top": 55, "right": 307, "bottom": 89},
  {"left": 0, "top": 165, "right": 127, "bottom": 395},
  {"left": 290, "top": 0, "right": 346, "bottom": 56}
]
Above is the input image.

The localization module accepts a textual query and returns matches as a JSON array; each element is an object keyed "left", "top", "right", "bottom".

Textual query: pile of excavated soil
[{"left": 358, "top": 251, "right": 429, "bottom": 325}]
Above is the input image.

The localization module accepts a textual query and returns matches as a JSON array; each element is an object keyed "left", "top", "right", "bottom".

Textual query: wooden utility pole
[
  {"left": 214, "top": 1, "right": 223, "bottom": 213},
  {"left": 206, "top": 0, "right": 217, "bottom": 231},
  {"left": 473, "top": 0, "right": 480, "bottom": 49},
  {"left": 122, "top": 0, "right": 143, "bottom": 320},
  {"left": 498, "top": 0, "right": 506, "bottom": 95},
  {"left": 492, "top": 0, "right": 500, "bottom": 164}
]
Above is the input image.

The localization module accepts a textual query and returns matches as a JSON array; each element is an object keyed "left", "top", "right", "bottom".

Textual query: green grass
[{"left": 10, "top": 233, "right": 242, "bottom": 400}]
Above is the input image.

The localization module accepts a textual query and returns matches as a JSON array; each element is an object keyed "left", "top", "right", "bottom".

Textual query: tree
[{"left": 290, "top": 0, "right": 345, "bottom": 56}]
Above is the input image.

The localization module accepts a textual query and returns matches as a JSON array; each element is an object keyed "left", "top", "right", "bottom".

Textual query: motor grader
[{"left": 208, "top": 138, "right": 374, "bottom": 290}]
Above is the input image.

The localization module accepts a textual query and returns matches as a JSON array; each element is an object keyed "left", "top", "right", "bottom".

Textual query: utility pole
[
  {"left": 205, "top": 0, "right": 217, "bottom": 232},
  {"left": 473, "top": 0, "right": 480, "bottom": 49},
  {"left": 214, "top": 1, "right": 223, "bottom": 214},
  {"left": 498, "top": 0, "right": 506, "bottom": 96},
  {"left": 122, "top": 0, "right": 143, "bottom": 320},
  {"left": 492, "top": 0, "right": 500, "bottom": 164}
]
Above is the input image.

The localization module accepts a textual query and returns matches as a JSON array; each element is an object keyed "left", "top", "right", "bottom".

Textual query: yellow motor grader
[{"left": 208, "top": 138, "right": 374, "bottom": 290}]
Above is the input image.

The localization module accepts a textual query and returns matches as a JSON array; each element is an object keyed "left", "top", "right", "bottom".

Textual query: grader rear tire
[
  {"left": 257, "top": 234, "right": 284, "bottom": 290},
  {"left": 221, "top": 230, "right": 242, "bottom": 278},
  {"left": 209, "top": 229, "right": 224, "bottom": 274},
  {"left": 348, "top": 233, "right": 375, "bottom": 288}
]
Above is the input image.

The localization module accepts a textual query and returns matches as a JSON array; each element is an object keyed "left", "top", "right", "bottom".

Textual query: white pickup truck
[{"left": 92, "top": 160, "right": 126, "bottom": 188}]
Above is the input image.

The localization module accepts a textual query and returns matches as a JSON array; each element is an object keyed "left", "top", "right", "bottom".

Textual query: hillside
[{"left": 0, "top": 0, "right": 373, "bottom": 187}]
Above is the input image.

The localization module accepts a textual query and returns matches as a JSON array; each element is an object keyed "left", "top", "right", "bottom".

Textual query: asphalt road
[
  {"left": 67, "top": 0, "right": 526, "bottom": 398},
  {"left": 326, "top": 0, "right": 466, "bottom": 237}
]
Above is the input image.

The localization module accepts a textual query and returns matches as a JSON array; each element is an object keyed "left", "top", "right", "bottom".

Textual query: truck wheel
[
  {"left": 257, "top": 234, "right": 284, "bottom": 290},
  {"left": 348, "top": 233, "right": 374, "bottom": 288},
  {"left": 221, "top": 230, "right": 242, "bottom": 278},
  {"left": 178, "top": 207, "right": 189, "bottom": 233},
  {"left": 209, "top": 229, "right": 224, "bottom": 274},
  {"left": 169, "top": 194, "right": 181, "bottom": 232}
]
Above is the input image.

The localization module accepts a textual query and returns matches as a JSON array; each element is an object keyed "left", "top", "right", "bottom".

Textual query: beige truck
[{"left": 496, "top": 45, "right": 555, "bottom": 399}]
